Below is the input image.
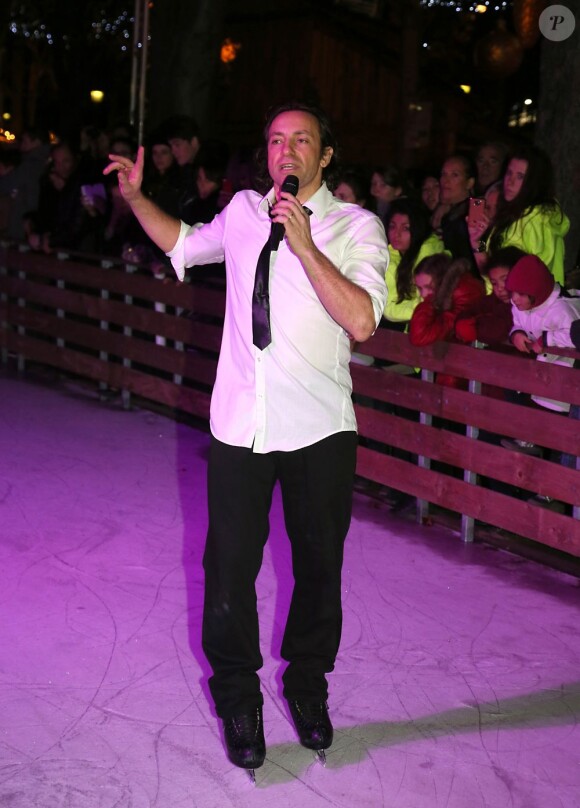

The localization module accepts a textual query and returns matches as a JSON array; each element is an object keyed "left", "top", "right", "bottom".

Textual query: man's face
[
  {"left": 151, "top": 143, "right": 174, "bottom": 174},
  {"left": 169, "top": 136, "right": 199, "bottom": 167},
  {"left": 266, "top": 110, "right": 332, "bottom": 201},
  {"left": 51, "top": 146, "right": 76, "bottom": 180},
  {"left": 334, "top": 181, "right": 357, "bottom": 205},
  {"left": 20, "top": 133, "right": 41, "bottom": 153},
  {"left": 110, "top": 140, "right": 135, "bottom": 160},
  {"left": 476, "top": 145, "right": 503, "bottom": 189},
  {"left": 370, "top": 173, "right": 401, "bottom": 203},
  {"left": 421, "top": 176, "right": 440, "bottom": 211}
]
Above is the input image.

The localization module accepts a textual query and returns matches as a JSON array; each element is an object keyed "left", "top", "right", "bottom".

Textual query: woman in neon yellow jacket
[
  {"left": 384, "top": 198, "right": 448, "bottom": 329},
  {"left": 486, "top": 144, "right": 569, "bottom": 285}
]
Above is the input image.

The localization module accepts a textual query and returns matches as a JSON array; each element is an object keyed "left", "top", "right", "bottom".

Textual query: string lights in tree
[
  {"left": 91, "top": 10, "right": 134, "bottom": 51},
  {"left": 421, "top": 0, "right": 542, "bottom": 82},
  {"left": 7, "top": 3, "right": 138, "bottom": 51},
  {"left": 419, "top": 1, "right": 511, "bottom": 10}
]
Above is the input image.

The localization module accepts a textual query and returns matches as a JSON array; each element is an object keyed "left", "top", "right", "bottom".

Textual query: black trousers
[{"left": 202, "top": 431, "right": 357, "bottom": 718}]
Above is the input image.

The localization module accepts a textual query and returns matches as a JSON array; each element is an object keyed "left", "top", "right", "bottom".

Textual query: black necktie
[{"left": 252, "top": 222, "right": 284, "bottom": 350}]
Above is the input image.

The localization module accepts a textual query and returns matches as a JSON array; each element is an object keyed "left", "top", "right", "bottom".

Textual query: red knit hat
[{"left": 505, "top": 255, "right": 555, "bottom": 307}]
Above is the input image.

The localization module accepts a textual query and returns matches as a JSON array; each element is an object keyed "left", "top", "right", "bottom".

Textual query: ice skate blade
[
  {"left": 247, "top": 768, "right": 256, "bottom": 784},
  {"left": 315, "top": 749, "right": 327, "bottom": 766}
]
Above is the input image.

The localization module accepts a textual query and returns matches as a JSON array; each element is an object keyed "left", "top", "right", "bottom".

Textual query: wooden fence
[{"left": 1, "top": 244, "right": 579, "bottom": 556}]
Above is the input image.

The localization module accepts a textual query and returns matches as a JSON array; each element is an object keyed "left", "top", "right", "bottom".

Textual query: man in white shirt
[{"left": 105, "top": 102, "right": 388, "bottom": 776}]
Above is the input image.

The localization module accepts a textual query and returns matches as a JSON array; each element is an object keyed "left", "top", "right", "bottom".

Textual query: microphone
[
  {"left": 280, "top": 173, "right": 299, "bottom": 197},
  {"left": 271, "top": 174, "right": 299, "bottom": 244}
]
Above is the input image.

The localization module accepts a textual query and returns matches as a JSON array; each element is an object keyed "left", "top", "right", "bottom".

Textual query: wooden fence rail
[{"left": 1, "top": 244, "right": 579, "bottom": 556}]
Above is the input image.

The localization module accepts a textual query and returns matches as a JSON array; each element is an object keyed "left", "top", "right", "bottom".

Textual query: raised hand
[{"left": 103, "top": 145, "right": 145, "bottom": 204}]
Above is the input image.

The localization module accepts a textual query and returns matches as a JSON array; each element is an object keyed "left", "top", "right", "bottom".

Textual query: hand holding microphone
[{"left": 271, "top": 174, "right": 299, "bottom": 243}]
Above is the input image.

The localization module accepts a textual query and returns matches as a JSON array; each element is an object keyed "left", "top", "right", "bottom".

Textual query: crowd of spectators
[
  {"left": 1, "top": 116, "right": 579, "bottom": 508},
  {"left": 306, "top": 131, "right": 579, "bottom": 511},
  {"left": 0, "top": 117, "right": 241, "bottom": 275}
]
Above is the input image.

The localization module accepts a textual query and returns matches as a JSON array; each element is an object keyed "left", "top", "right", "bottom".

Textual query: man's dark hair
[
  {"left": 21, "top": 125, "right": 49, "bottom": 144},
  {"left": 255, "top": 100, "right": 339, "bottom": 189},
  {"left": 372, "top": 164, "right": 406, "bottom": 192},
  {"left": 331, "top": 166, "right": 370, "bottom": 205},
  {"left": 164, "top": 114, "right": 200, "bottom": 142},
  {"left": 476, "top": 139, "right": 509, "bottom": 165},
  {"left": 196, "top": 139, "right": 229, "bottom": 185},
  {"left": 50, "top": 139, "right": 78, "bottom": 158},
  {"left": 110, "top": 135, "right": 137, "bottom": 156}
]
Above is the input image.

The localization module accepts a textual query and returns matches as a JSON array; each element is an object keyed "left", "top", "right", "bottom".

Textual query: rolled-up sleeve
[
  {"left": 166, "top": 208, "right": 228, "bottom": 280},
  {"left": 341, "top": 214, "right": 389, "bottom": 329}
]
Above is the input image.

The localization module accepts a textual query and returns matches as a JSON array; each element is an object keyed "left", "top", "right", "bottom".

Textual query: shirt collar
[{"left": 258, "top": 181, "right": 331, "bottom": 221}]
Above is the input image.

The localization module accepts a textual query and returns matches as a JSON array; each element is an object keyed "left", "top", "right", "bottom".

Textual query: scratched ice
[{"left": 1, "top": 371, "right": 579, "bottom": 808}]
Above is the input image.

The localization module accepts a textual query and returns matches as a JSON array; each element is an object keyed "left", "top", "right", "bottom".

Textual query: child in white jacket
[
  {"left": 501, "top": 255, "right": 580, "bottom": 504},
  {"left": 505, "top": 254, "right": 580, "bottom": 413}
]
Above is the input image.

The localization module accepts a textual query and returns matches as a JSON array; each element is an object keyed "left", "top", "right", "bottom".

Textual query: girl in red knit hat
[
  {"left": 501, "top": 255, "right": 580, "bottom": 475},
  {"left": 505, "top": 254, "right": 580, "bottom": 388}
]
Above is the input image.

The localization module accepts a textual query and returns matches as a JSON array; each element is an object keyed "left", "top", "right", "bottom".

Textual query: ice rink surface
[{"left": 1, "top": 372, "right": 579, "bottom": 808}]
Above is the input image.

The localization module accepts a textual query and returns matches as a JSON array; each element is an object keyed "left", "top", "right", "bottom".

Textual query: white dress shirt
[{"left": 167, "top": 182, "right": 388, "bottom": 452}]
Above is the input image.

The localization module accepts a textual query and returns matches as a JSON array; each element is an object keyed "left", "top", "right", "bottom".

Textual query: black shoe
[
  {"left": 223, "top": 707, "right": 266, "bottom": 770},
  {"left": 388, "top": 490, "right": 415, "bottom": 512},
  {"left": 500, "top": 438, "right": 542, "bottom": 457},
  {"left": 528, "top": 493, "right": 564, "bottom": 511},
  {"left": 288, "top": 700, "right": 333, "bottom": 750}
]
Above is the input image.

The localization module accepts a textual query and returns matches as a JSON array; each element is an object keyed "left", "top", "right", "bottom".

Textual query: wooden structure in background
[
  {"left": 214, "top": 1, "right": 411, "bottom": 167},
  {"left": 1, "top": 245, "right": 579, "bottom": 556}
]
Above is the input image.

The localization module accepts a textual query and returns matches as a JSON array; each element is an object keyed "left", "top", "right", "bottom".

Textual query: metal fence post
[
  {"left": 173, "top": 303, "right": 184, "bottom": 386},
  {"left": 122, "top": 263, "right": 136, "bottom": 410},
  {"left": 16, "top": 245, "right": 28, "bottom": 372},
  {"left": 0, "top": 248, "right": 7, "bottom": 365},
  {"left": 99, "top": 259, "right": 114, "bottom": 396},
  {"left": 153, "top": 271, "right": 167, "bottom": 350},
  {"left": 461, "top": 344, "right": 483, "bottom": 542},
  {"left": 417, "top": 368, "right": 434, "bottom": 523},
  {"left": 56, "top": 278, "right": 65, "bottom": 349},
  {"left": 54, "top": 252, "right": 69, "bottom": 351},
  {"left": 574, "top": 450, "right": 580, "bottom": 521},
  {"left": 574, "top": 452, "right": 580, "bottom": 521},
  {"left": 565, "top": 404, "right": 580, "bottom": 521}
]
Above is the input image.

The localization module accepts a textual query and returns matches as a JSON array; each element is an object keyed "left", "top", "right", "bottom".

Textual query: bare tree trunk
[
  {"left": 147, "top": 0, "right": 226, "bottom": 134},
  {"left": 535, "top": 0, "right": 580, "bottom": 281}
]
